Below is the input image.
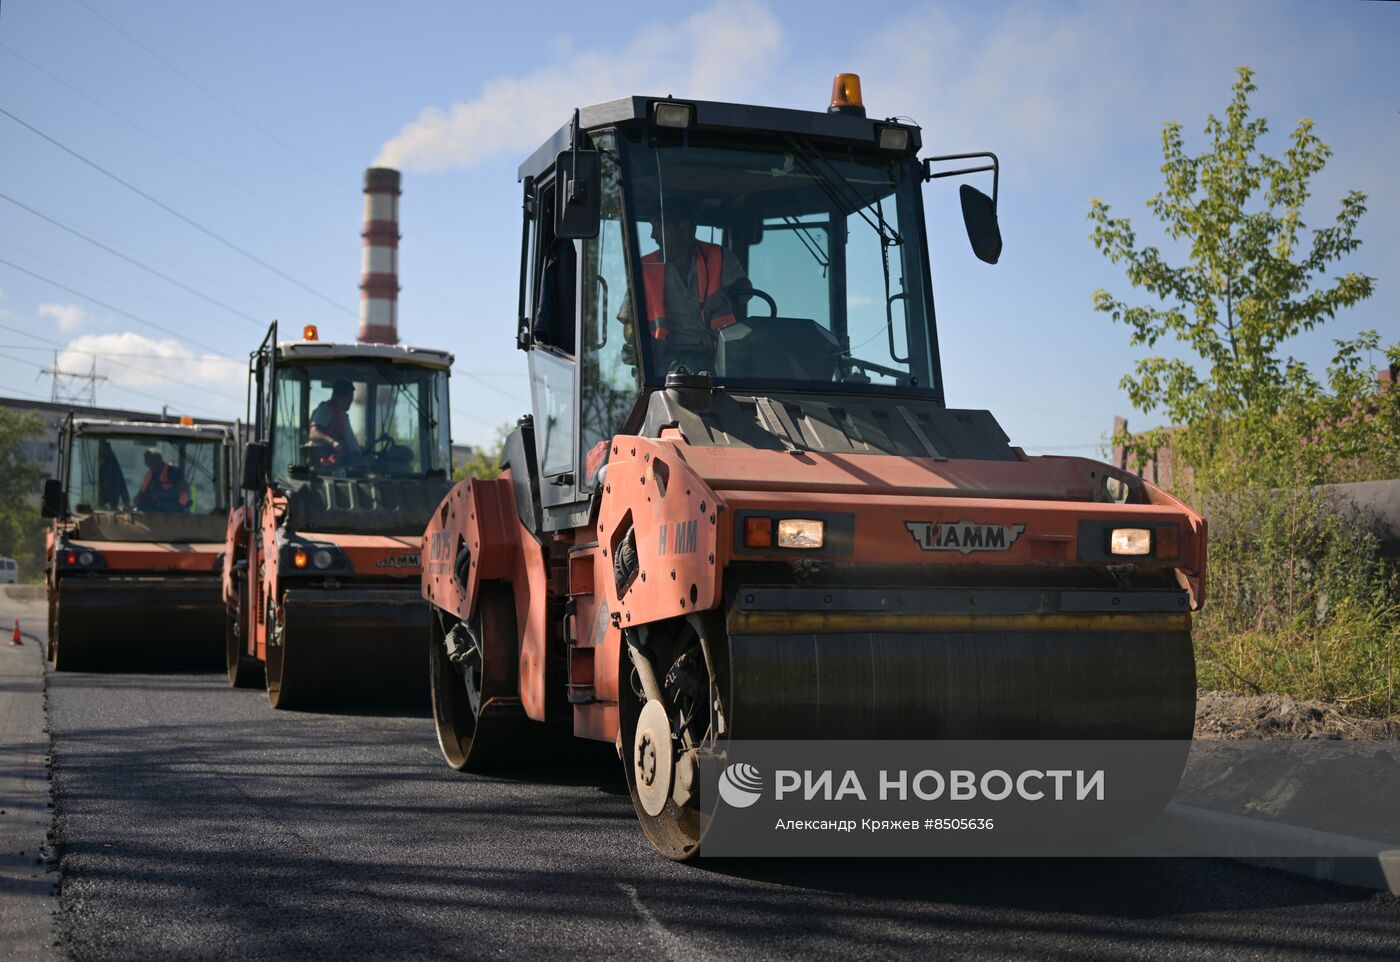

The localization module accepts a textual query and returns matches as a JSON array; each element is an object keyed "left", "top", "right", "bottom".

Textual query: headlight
[
  {"left": 312, "top": 549, "right": 333, "bottom": 570},
  {"left": 292, "top": 549, "right": 309, "bottom": 569},
  {"left": 878, "top": 126, "right": 911, "bottom": 151},
  {"left": 653, "top": 101, "right": 693, "bottom": 128},
  {"left": 777, "top": 519, "right": 824, "bottom": 549},
  {"left": 1109, "top": 528, "right": 1151, "bottom": 556}
]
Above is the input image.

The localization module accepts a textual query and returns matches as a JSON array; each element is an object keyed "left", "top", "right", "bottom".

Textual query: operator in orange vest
[
  {"left": 135, "top": 448, "right": 191, "bottom": 513},
  {"left": 308, "top": 379, "right": 361, "bottom": 466},
  {"left": 621, "top": 198, "right": 751, "bottom": 374}
]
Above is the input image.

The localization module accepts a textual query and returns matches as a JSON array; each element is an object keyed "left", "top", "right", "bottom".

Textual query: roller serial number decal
[{"left": 905, "top": 521, "right": 1026, "bottom": 554}]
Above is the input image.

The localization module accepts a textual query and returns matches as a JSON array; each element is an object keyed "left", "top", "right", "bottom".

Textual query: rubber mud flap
[
  {"left": 53, "top": 577, "right": 224, "bottom": 671},
  {"left": 271, "top": 587, "right": 431, "bottom": 710}
]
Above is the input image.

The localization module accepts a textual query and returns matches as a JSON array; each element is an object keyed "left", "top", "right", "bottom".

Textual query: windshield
[
  {"left": 270, "top": 360, "right": 451, "bottom": 482},
  {"left": 618, "top": 130, "right": 937, "bottom": 393},
  {"left": 67, "top": 432, "right": 228, "bottom": 515}
]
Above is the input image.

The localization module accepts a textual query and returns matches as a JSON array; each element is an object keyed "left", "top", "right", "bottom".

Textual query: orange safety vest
[
  {"left": 140, "top": 463, "right": 190, "bottom": 507},
  {"left": 641, "top": 241, "right": 736, "bottom": 342},
  {"left": 317, "top": 403, "right": 351, "bottom": 466}
]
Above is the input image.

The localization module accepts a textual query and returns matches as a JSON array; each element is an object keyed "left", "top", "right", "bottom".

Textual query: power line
[
  {"left": 0, "top": 105, "right": 356, "bottom": 318},
  {"left": 0, "top": 192, "right": 265, "bottom": 328},
  {"left": 0, "top": 381, "right": 54, "bottom": 403},
  {"left": 0, "top": 323, "right": 246, "bottom": 403},
  {"left": 0, "top": 236, "right": 284, "bottom": 321},
  {"left": 455, "top": 372, "right": 529, "bottom": 406},
  {"left": 0, "top": 40, "right": 347, "bottom": 247},
  {"left": 0, "top": 341, "right": 243, "bottom": 366},
  {"left": 0, "top": 36, "right": 481, "bottom": 308},
  {"left": 1, "top": 40, "right": 478, "bottom": 312},
  {"left": 70, "top": 0, "right": 343, "bottom": 188},
  {"left": 450, "top": 406, "right": 504, "bottom": 429},
  {"left": 0, "top": 254, "right": 233, "bottom": 356},
  {"left": 0, "top": 348, "right": 225, "bottom": 417}
]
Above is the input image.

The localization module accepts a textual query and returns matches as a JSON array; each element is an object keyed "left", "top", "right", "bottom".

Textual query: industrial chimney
[{"left": 358, "top": 167, "right": 401, "bottom": 344}]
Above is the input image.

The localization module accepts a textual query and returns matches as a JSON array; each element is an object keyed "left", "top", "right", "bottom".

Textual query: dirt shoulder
[{"left": 1195, "top": 688, "right": 1400, "bottom": 740}]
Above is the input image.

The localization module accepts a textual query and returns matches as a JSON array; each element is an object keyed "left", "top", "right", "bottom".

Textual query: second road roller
[{"left": 225, "top": 321, "right": 454, "bottom": 708}]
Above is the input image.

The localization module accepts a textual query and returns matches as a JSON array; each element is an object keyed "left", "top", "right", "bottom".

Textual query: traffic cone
[{"left": 10, "top": 618, "right": 21, "bottom": 646}]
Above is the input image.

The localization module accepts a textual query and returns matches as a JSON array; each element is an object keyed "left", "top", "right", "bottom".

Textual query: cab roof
[
  {"left": 275, "top": 339, "right": 454, "bottom": 370},
  {"left": 72, "top": 419, "right": 232, "bottom": 442},
  {"left": 519, "top": 95, "right": 922, "bottom": 182}
]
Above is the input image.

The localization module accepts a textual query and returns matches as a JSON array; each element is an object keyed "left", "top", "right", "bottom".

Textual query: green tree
[
  {"left": 1087, "top": 66, "right": 1383, "bottom": 486},
  {"left": 451, "top": 425, "right": 512, "bottom": 482},
  {"left": 0, "top": 408, "right": 47, "bottom": 581},
  {"left": 1087, "top": 69, "right": 1400, "bottom": 715}
]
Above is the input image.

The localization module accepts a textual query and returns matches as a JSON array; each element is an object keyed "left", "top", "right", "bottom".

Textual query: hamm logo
[
  {"left": 906, "top": 521, "right": 1025, "bottom": 555},
  {"left": 376, "top": 553, "right": 421, "bottom": 569}
]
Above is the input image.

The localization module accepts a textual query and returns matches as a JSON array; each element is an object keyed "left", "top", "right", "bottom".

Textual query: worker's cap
[
  {"left": 652, "top": 197, "right": 698, "bottom": 226},
  {"left": 143, "top": 447, "right": 163, "bottom": 461}
]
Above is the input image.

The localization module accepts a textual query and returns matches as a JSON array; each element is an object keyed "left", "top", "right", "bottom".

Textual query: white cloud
[
  {"left": 857, "top": 4, "right": 1157, "bottom": 182},
  {"left": 373, "top": 0, "right": 783, "bottom": 172},
  {"left": 39, "top": 303, "right": 86, "bottom": 333},
  {"left": 857, "top": 0, "right": 1354, "bottom": 190},
  {"left": 59, "top": 332, "right": 244, "bottom": 394}
]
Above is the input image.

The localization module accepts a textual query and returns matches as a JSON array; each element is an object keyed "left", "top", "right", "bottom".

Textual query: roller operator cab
[
  {"left": 421, "top": 78, "right": 1207, "bottom": 859},
  {"left": 225, "top": 322, "right": 453, "bottom": 709},
  {"left": 43, "top": 416, "right": 233, "bottom": 670}
]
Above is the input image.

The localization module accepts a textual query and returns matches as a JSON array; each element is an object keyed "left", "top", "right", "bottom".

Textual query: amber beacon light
[{"left": 828, "top": 73, "right": 866, "bottom": 116}]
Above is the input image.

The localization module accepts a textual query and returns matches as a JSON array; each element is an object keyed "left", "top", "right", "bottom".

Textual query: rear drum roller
[
  {"left": 50, "top": 596, "right": 95, "bottom": 672},
  {"left": 47, "top": 595, "right": 56, "bottom": 663},
  {"left": 226, "top": 585, "right": 263, "bottom": 689},
  {"left": 46, "top": 593, "right": 56, "bottom": 660},
  {"left": 619, "top": 618, "right": 719, "bottom": 860},
  {"left": 263, "top": 594, "right": 302, "bottom": 710},
  {"left": 430, "top": 584, "right": 541, "bottom": 771}
]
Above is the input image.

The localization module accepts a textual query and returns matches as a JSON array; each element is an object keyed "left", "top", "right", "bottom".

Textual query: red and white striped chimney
[{"left": 358, "top": 167, "right": 401, "bottom": 344}]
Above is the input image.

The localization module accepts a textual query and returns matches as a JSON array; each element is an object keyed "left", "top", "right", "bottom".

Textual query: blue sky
[{"left": 0, "top": 0, "right": 1395, "bottom": 454}]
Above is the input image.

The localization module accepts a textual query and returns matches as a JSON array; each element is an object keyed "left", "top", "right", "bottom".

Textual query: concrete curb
[
  {"left": 0, "top": 603, "right": 60, "bottom": 960},
  {"left": 1157, "top": 803, "right": 1400, "bottom": 894}
]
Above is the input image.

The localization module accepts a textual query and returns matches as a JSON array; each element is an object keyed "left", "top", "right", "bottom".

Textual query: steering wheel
[
  {"left": 740, "top": 286, "right": 778, "bottom": 319},
  {"left": 369, "top": 432, "right": 396, "bottom": 457}
]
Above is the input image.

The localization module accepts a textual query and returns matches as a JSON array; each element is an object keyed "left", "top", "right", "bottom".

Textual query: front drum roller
[
  {"left": 265, "top": 586, "right": 430, "bottom": 711},
  {"left": 619, "top": 607, "right": 1196, "bottom": 859},
  {"left": 51, "top": 577, "right": 223, "bottom": 672},
  {"left": 429, "top": 583, "right": 548, "bottom": 772}
]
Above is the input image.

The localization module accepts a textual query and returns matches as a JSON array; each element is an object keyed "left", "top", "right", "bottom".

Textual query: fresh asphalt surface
[{"left": 42, "top": 665, "right": 1400, "bottom": 961}]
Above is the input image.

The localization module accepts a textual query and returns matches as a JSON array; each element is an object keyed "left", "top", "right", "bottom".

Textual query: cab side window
[
  {"left": 578, "top": 141, "right": 638, "bottom": 490},
  {"left": 531, "top": 186, "right": 577, "bottom": 356}
]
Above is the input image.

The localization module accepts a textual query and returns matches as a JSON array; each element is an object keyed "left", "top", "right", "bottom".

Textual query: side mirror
[
  {"left": 960, "top": 185, "right": 1002, "bottom": 265},
  {"left": 241, "top": 442, "right": 267, "bottom": 492},
  {"left": 41, "top": 478, "right": 63, "bottom": 518},
  {"left": 554, "top": 148, "right": 601, "bottom": 240}
]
